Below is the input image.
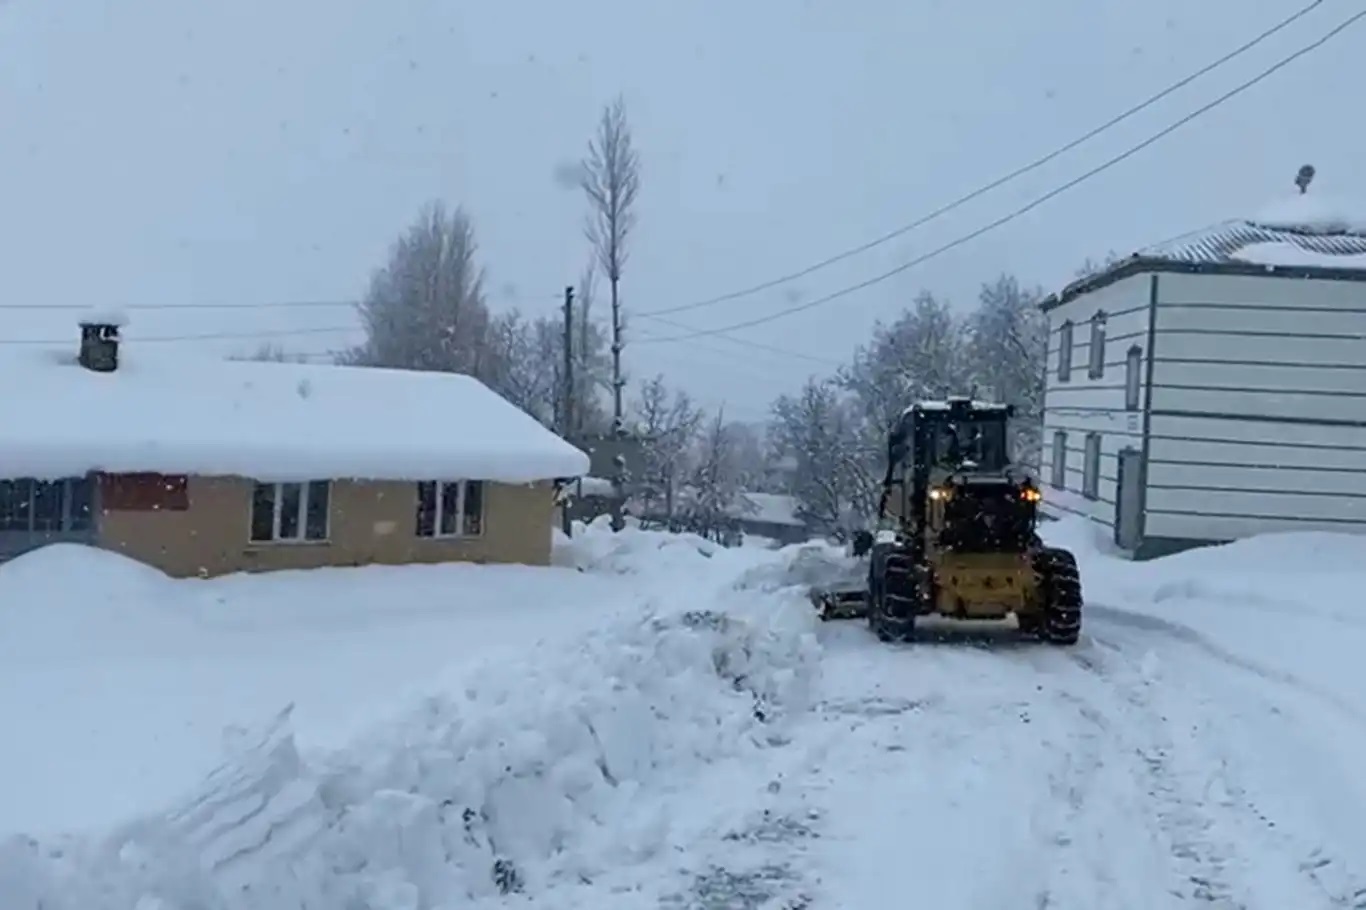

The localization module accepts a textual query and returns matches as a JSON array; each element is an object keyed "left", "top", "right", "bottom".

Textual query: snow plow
[{"left": 810, "top": 397, "right": 1082, "bottom": 645}]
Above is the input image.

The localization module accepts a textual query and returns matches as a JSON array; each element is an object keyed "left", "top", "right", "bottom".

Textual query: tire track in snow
[
  {"left": 1070, "top": 632, "right": 1366, "bottom": 908},
  {"left": 1088, "top": 604, "right": 1366, "bottom": 732}
]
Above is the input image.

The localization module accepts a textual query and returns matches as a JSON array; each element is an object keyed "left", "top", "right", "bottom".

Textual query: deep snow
[
  {"left": 3, "top": 517, "right": 1366, "bottom": 908},
  {"left": 0, "top": 348, "right": 588, "bottom": 482}
]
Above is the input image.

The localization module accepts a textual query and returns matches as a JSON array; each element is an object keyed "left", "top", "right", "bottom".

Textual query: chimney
[
  {"left": 77, "top": 309, "right": 127, "bottom": 372},
  {"left": 1295, "top": 163, "right": 1316, "bottom": 195}
]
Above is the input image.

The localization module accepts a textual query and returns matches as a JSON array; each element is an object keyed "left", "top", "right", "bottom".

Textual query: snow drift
[{"left": 0, "top": 531, "right": 821, "bottom": 909}]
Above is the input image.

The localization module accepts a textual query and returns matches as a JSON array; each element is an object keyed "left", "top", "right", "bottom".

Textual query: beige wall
[{"left": 97, "top": 476, "right": 556, "bottom": 578}]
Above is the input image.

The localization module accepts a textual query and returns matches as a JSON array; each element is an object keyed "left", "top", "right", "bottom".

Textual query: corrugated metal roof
[{"left": 1138, "top": 219, "right": 1366, "bottom": 264}]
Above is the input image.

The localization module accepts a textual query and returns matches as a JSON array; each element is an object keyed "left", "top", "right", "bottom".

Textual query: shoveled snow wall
[{"left": 0, "top": 592, "right": 821, "bottom": 909}]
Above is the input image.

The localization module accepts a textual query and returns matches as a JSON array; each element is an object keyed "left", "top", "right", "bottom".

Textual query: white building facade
[{"left": 1038, "top": 219, "right": 1366, "bottom": 558}]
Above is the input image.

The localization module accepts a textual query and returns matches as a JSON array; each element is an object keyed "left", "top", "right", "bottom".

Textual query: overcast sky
[{"left": 1, "top": 0, "right": 1361, "bottom": 421}]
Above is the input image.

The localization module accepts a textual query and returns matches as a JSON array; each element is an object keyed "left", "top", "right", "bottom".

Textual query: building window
[
  {"left": 0, "top": 477, "right": 95, "bottom": 533},
  {"left": 1083, "top": 433, "right": 1102, "bottom": 500},
  {"left": 250, "top": 481, "right": 330, "bottom": 543},
  {"left": 416, "top": 480, "right": 485, "bottom": 538},
  {"left": 1088, "top": 311, "right": 1107, "bottom": 379},
  {"left": 1058, "top": 321, "right": 1074, "bottom": 382},
  {"left": 1050, "top": 431, "right": 1067, "bottom": 489},
  {"left": 1125, "top": 345, "right": 1143, "bottom": 411}
]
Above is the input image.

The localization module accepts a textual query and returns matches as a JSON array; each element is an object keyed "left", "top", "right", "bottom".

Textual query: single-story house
[
  {"left": 726, "top": 492, "right": 810, "bottom": 546},
  {"left": 0, "top": 315, "right": 590, "bottom": 577}
]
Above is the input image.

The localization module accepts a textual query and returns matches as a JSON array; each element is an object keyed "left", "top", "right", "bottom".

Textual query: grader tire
[
  {"left": 871, "top": 552, "right": 918, "bottom": 643},
  {"left": 1034, "top": 547, "right": 1082, "bottom": 646}
]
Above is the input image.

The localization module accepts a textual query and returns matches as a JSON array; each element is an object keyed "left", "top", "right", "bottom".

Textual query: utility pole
[{"left": 561, "top": 285, "right": 575, "bottom": 536}]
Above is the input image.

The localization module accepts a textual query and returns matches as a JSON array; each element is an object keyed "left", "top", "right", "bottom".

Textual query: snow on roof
[
  {"left": 1137, "top": 218, "right": 1366, "bottom": 270},
  {"left": 903, "top": 399, "right": 1009, "bottom": 415},
  {"left": 1247, "top": 191, "right": 1366, "bottom": 236},
  {"left": 727, "top": 492, "right": 804, "bottom": 527},
  {"left": 0, "top": 348, "right": 590, "bottom": 482}
]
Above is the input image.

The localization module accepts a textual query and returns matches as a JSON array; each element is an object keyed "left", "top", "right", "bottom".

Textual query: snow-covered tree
[
  {"left": 964, "top": 273, "right": 1048, "bottom": 469},
  {"left": 631, "top": 374, "right": 702, "bottom": 521},
  {"left": 769, "top": 378, "right": 875, "bottom": 536},
  {"left": 340, "top": 201, "right": 496, "bottom": 378},
  {"left": 684, "top": 409, "right": 748, "bottom": 542}
]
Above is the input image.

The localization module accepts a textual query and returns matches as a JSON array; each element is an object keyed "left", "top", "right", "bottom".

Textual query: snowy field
[{"left": 3, "top": 518, "right": 1366, "bottom": 908}]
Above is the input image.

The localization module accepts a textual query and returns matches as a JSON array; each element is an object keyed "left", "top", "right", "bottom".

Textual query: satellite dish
[{"left": 1295, "top": 164, "right": 1316, "bottom": 195}]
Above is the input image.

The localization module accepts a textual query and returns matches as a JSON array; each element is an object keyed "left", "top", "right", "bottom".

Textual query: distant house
[
  {"left": 1038, "top": 191, "right": 1366, "bottom": 558},
  {"left": 727, "top": 492, "right": 810, "bottom": 546},
  {"left": 0, "top": 315, "right": 589, "bottom": 577}
]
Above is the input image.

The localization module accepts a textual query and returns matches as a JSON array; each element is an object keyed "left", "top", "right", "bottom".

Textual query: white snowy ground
[{"left": 3, "top": 517, "right": 1366, "bottom": 909}]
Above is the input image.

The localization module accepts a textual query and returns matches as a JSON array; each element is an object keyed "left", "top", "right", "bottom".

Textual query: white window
[
  {"left": 1058, "top": 321, "right": 1074, "bottom": 382},
  {"left": 416, "top": 480, "right": 485, "bottom": 538},
  {"left": 1087, "top": 311, "right": 1107, "bottom": 379},
  {"left": 1050, "top": 431, "right": 1067, "bottom": 489},
  {"left": 1083, "top": 433, "right": 1102, "bottom": 500},
  {"left": 250, "top": 481, "right": 330, "bottom": 542},
  {"left": 1125, "top": 345, "right": 1143, "bottom": 411}
]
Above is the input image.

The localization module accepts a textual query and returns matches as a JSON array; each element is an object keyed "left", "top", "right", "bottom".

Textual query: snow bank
[
  {"left": 0, "top": 348, "right": 588, "bottom": 482},
  {"left": 1042, "top": 517, "right": 1366, "bottom": 716},
  {"left": 0, "top": 539, "right": 634, "bottom": 835},
  {"left": 0, "top": 520, "right": 824, "bottom": 907},
  {"left": 1247, "top": 191, "right": 1366, "bottom": 236},
  {"left": 3, "top": 597, "right": 819, "bottom": 909}
]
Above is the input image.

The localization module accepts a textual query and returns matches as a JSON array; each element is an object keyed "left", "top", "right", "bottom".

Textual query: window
[
  {"left": 249, "top": 481, "right": 330, "bottom": 542},
  {"left": 1083, "top": 433, "right": 1102, "bottom": 500},
  {"left": 100, "top": 473, "right": 189, "bottom": 511},
  {"left": 0, "top": 477, "right": 95, "bottom": 533},
  {"left": 1087, "top": 311, "right": 1108, "bottom": 379},
  {"left": 416, "top": 480, "right": 485, "bottom": 538},
  {"left": 1057, "top": 320, "right": 1074, "bottom": 382},
  {"left": 1125, "top": 345, "right": 1143, "bottom": 411},
  {"left": 1050, "top": 431, "right": 1067, "bottom": 489}
]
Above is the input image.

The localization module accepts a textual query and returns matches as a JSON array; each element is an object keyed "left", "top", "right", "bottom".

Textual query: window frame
[
  {"left": 0, "top": 476, "right": 96, "bottom": 534},
  {"left": 1087, "top": 311, "right": 1108, "bottom": 379},
  {"left": 1124, "top": 344, "right": 1143, "bottom": 411},
  {"left": 1057, "top": 320, "right": 1074, "bottom": 382},
  {"left": 249, "top": 480, "right": 331, "bottom": 544},
  {"left": 1083, "top": 432, "right": 1102, "bottom": 501},
  {"left": 415, "top": 480, "right": 486, "bottom": 539},
  {"left": 1050, "top": 431, "right": 1067, "bottom": 489}
]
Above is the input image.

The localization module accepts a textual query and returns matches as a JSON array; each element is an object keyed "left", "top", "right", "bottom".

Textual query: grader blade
[{"left": 810, "top": 586, "right": 869, "bottom": 621}]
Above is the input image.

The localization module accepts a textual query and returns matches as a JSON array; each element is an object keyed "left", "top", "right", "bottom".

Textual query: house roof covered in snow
[
  {"left": 0, "top": 343, "right": 590, "bottom": 483},
  {"left": 1042, "top": 191, "right": 1366, "bottom": 311},
  {"left": 725, "top": 492, "right": 804, "bottom": 528}
]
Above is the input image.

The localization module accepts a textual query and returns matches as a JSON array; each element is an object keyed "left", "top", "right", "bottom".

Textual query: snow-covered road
[{"left": 4, "top": 519, "right": 1366, "bottom": 909}]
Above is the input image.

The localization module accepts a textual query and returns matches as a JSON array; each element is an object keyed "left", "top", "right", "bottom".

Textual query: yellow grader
[{"left": 811, "top": 397, "right": 1083, "bottom": 645}]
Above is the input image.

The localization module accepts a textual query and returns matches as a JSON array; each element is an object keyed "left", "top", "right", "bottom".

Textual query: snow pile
[
  {"left": 0, "top": 522, "right": 822, "bottom": 908},
  {"left": 0, "top": 347, "right": 588, "bottom": 482},
  {"left": 3, "top": 605, "right": 819, "bottom": 909},
  {"left": 1247, "top": 191, "right": 1366, "bottom": 236},
  {"left": 0, "top": 541, "right": 641, "bottom": 836},
  {"left": 1042, "top": 516, "right": 1366, "bottom": 717},
  {"left": 732, "top": 538, "right": 861, "bottom": 595},
  {"left": 554, "top": 515, "right": 723, "bottom": 574}
]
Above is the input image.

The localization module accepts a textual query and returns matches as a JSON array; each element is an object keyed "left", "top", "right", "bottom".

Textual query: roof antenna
[{"left": 1295, "top": 163, "right": 1316, "bottom": 195}]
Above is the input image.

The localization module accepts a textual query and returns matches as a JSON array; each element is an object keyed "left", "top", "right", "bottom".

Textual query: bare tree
[
  {"left": 685, "top": 408, "right": 746, "bottom": 544},
  {"left": 580, "top": 94, "right": 641, "bottom": 531},
  {"left": 339, "top": 201, "right": 495, "bottom": 378},
  {"left": 632, "top": 374, "right": 702, "bottom": 523},
  {"left": 965, "top": 273, "right": 1049, "bottom": 469}
]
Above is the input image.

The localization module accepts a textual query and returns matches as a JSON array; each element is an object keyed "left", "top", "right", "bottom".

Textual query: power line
[
  {"left": 637, "top": 8, "right": 1366, "bottom": 345},
  {"left": 637, "top": 0, "right": 1329, "bottom": 319},
  {"left": 636, "top": 313, "right": 841, "bottom": 366}
]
